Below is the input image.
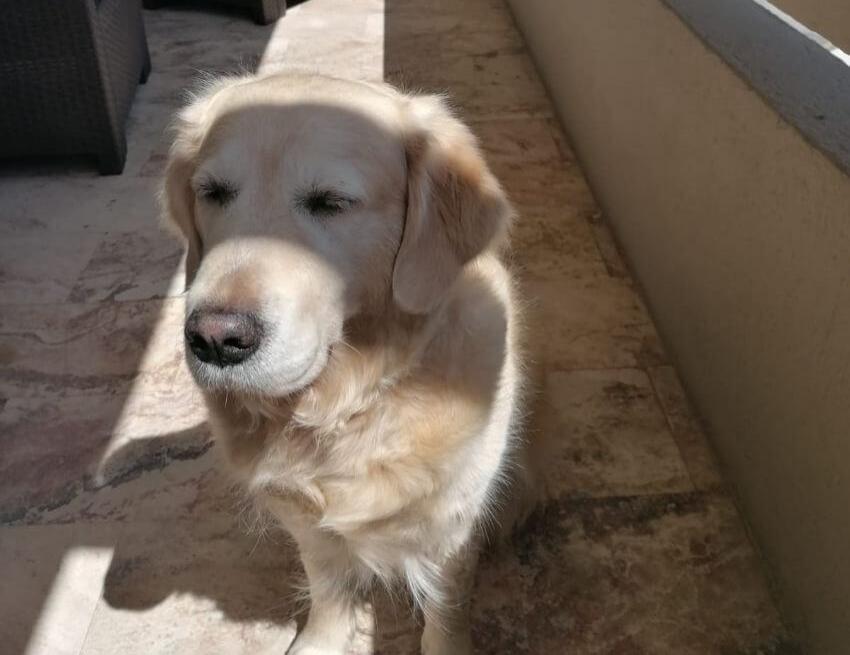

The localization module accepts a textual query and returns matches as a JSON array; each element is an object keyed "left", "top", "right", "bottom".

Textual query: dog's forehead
[{"left": 205, "top": 81, "right": 404, "bottom": 162}]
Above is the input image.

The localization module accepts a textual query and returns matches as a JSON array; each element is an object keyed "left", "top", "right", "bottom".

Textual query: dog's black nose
[{"left": 185, "top": 310, "right": 262, "bottom": 367}]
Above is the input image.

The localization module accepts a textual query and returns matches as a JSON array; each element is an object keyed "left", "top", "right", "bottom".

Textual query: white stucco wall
[{"left": 506, "top": 1, "right": 850, "bottom": 652}]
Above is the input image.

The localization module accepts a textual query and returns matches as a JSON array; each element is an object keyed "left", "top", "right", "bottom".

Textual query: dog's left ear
[{"left": 393, "top": 95, "right": 513, "bottom": 314}]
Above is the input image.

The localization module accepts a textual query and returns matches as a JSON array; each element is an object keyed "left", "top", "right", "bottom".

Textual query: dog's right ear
[
  {"left": 160, "top": 89, "right": 219, "bottom": 288},
  {"left": 162, "top": 145, "right": 201, "bottom": 288}
]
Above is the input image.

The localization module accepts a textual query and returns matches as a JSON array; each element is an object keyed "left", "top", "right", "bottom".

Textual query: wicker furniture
[
  {"left": 143, "top": 0, "right": 286, "bottom": 25},
  {"left": 0, "top": 0, "right": 151, "bottom": 174}
]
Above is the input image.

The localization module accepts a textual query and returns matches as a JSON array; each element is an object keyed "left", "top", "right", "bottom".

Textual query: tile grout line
[
  {"left": 76, "top": 522, "right": 127, "bottom": 655},
  {"left": 645, "top": 365, "right": 701, "bottom": 493}
]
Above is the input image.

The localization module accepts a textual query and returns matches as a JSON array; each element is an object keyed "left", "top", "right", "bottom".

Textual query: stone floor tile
[
  {"left": 80, "top": 519, "right": 303, "bottom": 655},
  {"left": 546, "top": 117, "right": 581, "bottom": 164},
  {"left": 531, "top": 368, "right": 693, "bottom": 498},
  {"left": 382, "top": 25, "right": 524, "bottom": 66},
  {"left": 257, "top": 0, "right": 385, "bottom": 80},
  {"left": 0, "top": 375, "right": 209, "bottom": 525},
  {"left": 588, "top": 212, "right": 633, "bottom": 280},
  {"left": 0, "top": 524, "right": 119, "bottom": 655},
  {"left": 1, "top": 392, "right": 129, "bottom": 524},
  {"left": 68, "top": 230, "right": 185, "bottom": 304},
  {"left": 0, "top": 296, "right": 187, "bottom": 398},
  {"left": 386, "top": 52, "right": 553, "bottom": 121},
  {"left": 472, "top": 117, "right": 564, "bottom": 165},
  {"left": 0, "top": 229, "right": 103, "bottom": 304},
  {"left": 650, "top": 365, "right": 727, "bottom": 491},
  {"left": 0, "top": 177, "right": 110, "bottom": 233},
  {"left": 382, "top": 0, "right": 516, "bottom": 35},
  {"left": 522, "top": 273, "right": 668, "bottom": 371},
  {"left": 491, "top": 493, "right": 798, "bottom": 655},
  {"left": 82, "top": 517, "right": 418, "bottom": 655},
  {"left": 0, "top": 175, "right": 162, "bottom": 234},
  {"left": 468, "top": 119, "right": 610, "bottom": 281}
]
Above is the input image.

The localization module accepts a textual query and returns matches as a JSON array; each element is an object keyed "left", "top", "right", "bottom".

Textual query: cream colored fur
[{"left": 161, "top": 72, "right": 528, "bottom": 655}]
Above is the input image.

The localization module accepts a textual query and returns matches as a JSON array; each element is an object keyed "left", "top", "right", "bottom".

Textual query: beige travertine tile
[
  {"left": 386, "top": 52, "right": 553, "bottom": 121},
  {"left": 141, "top": 9, "right": 277, "bottom": 79},
  {"left": 257, "top": 0, "right": 385, "bottom": 80},
  {"left": 0, "top": 177, "right": 105, "bottom": 232},
  {"left": 545, "top": 117, "right": 581, "bottom": 164},
  {"left": 472, "top": 119, "right": 609, "bottom": 280},
  {"left": 0, "top": 377, "right": 210, "bottom": 525},
  {"left": 0, "top": 524, "right": 118, "bottom": 655},
  {"left": 511, "top": 210, "right": 608, "bottom": 281},
  {"left": 474, "top": 493, "right": 792, "bottom": 654},
  {"left": 588, "top": 213, "right": 633, "bottom": 279},
  {"left": 68, "top": 230, "right": 185, "bottom": 303},
  {"left": 0, "top": 294, "right": 202, "bottom": 522},
  {"left": 473, "top": 119, "right": 598, "bottom": 214},
  {"left": 650, "top": 365, "right": 727, "bottom": 491},
  {"left": 0, "top": 229, "right": 103, "bottom": 304},
  {"left": 522, "top": 273, "right": 668, "bottom": 370},
  {"left": 383, "top": 26, "right": 524, "bottom": 65},
  {"left": 138, "top": 151, "right": 168, "bottom": 178},
  {"left": 0, "top": 392, "right": 131, "bottom": 523},
  {"left": 472, "top": 117, "right": 564, "bottom": 164},
  {"left": 261, "top": 38, "right": 385, "bottom": 82},
  {"left": 384, "top": 0, "right": 550, "bottom": 120},
  {"left": 0, "top": 296, "right": 187, "bottom": 398},
  {"left": 0, "top": 175, "right": 162, "bottom": 234},
  {"left": 532, "top": 368, "right": 692, "bottom": 497},
  {"left": 383, "top": 0, "right": 516, "bottom": 35},
  {"left": 80, "top": 519, "right": 303, "bottom": 655}
]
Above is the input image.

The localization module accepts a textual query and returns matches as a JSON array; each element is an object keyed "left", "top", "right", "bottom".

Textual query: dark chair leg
[
  {"left": 253, "top": 0, "right": 284, "bottom": 24},
  {"left": 98, "top": 137, "right": 127, "bottom": 175}
]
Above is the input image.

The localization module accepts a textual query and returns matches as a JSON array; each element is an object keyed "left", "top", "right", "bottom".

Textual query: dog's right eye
[
  {"left": 198, "top": 179, "right": 237, "bottom": 207},
  {"left": 296, "top": 187, "right": 355, "bottom": 218}
]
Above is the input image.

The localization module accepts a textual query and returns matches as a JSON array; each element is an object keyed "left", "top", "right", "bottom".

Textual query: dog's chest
[
  {"left": 255, "top": 425, "right": 432, "bottom": 528},
  {"left": 209, "top": 369, "right": 494, "bottom": 559},
  {"left": 237, "top": 420, "right": 474, "bottom": 564}
]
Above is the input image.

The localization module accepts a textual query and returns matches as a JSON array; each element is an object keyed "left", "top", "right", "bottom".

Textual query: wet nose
[{"left": 184, "top": 309, "right": 263, "bottom": 367}]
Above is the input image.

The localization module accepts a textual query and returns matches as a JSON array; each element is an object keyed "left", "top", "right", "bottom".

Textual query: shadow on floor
[{"left": 0, "top": 5, "right": 278, "bottom": 653}]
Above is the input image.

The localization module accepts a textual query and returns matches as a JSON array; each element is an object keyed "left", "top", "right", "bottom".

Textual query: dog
[{"left": 161, "top": 72, "right": 529, "bottom": 655}]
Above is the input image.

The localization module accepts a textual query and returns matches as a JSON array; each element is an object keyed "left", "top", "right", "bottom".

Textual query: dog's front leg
[
  {"left": 420, "top": 545, "right": 479, "bottom": 655},
  {"left": 287, "top": 536, "right": 370, "bottom": 655}
]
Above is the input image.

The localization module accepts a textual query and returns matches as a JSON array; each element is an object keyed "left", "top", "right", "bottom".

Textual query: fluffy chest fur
[{"left": 204, "top": 258, "right": 521, "bottom": 586}]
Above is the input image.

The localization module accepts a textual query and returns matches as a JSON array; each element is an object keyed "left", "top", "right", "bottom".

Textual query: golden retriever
[{"left": 161, "top": 72, "right": 527, "bottom": 655}]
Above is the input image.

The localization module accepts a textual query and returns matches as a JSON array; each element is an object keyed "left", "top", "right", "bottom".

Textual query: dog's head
[{"left": 162, "top": 73, "right": 511, "bottom": 397}]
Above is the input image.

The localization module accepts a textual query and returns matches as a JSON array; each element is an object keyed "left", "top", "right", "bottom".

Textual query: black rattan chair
[
  {"left": 143, "top": 0, "right": 286, "bottom": 25},
  {"left": 0, "top": 0, "right": 151, "bottom": 174}
]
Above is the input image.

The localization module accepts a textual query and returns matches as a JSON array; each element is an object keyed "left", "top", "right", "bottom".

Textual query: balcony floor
[{"left": 0, "top": 0, "right": 796, "bottom": 653}]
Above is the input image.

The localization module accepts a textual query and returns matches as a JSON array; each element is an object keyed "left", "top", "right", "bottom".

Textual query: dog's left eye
[
  {"left": 297, "top": 188, "right": 354, "bottom": 218},
  {"left": 198, "top": 179, "right": 237, "bottom": 206}
]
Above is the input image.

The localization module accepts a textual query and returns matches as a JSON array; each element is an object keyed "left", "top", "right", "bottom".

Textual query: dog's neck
[{"left": 290, "top": 300, "right": 443, "bottom": 427}]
